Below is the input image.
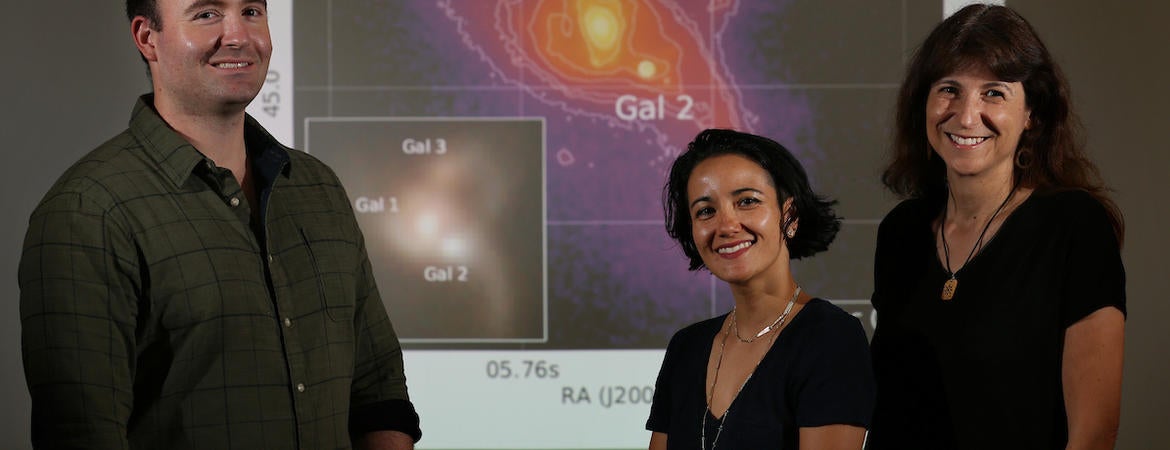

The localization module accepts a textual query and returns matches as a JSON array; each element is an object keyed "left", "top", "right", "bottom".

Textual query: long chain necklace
[
  {"left": 702, "top": 286, "right": 799, "bottom": 449},
  {"left": 939, "top": 183, "right": 1018, "bottom": 300},
  {"left": 729, "top": 286, "right": 800, "bottom": 343}
]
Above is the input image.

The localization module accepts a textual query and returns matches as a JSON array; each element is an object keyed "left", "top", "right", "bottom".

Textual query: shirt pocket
[{"left": 300, "top": 226, "right": 357, "bottom": 322}]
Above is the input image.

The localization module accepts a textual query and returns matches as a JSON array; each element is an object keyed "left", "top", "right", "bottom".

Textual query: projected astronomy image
[{"left": 293, "top": 0, "right": 904, "bottom": 348}]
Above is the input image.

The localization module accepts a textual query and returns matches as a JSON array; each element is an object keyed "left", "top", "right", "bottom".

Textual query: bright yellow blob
[
  {"left": 577, "top": 1, "right": 624, "bottom": 67},
  {"left": 636, "top": 60, "right": 656, "bottom": 79},
  {"left": 583, "top": 6, "right": 618, "bottom": 51}
]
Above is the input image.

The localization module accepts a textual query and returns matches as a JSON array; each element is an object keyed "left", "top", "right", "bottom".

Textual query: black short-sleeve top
[
  {"left": 647, "top": 298, "right": 875, "bottom": 449},
  {"left": 867, "top": 189, "right": 1126, "bottom": 450}
]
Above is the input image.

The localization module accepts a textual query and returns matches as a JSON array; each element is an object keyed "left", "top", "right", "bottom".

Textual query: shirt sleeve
[
  {"left": 646, "top": 329, "right": 683, "bottom": 433},
  {"left": 866, "top": 202, "right": 958, "bottom": 448},
  {"left": 869, "top": 209, "right": 896, "bottom": 314},
  {"left": 870, "top": 200, "right": 926, "bottom": 314},
  {"left": 793, "top": 312, "right": 876, "bottom": 428},
  {"left": 1058, "top": 193, "right": 1126, "bottom": 328},
  {"left": 19, "top": 188, "right": 139, "bottom": 449},
  {"left": 347, "top": 231, "right": 422, "bottom": 442}
]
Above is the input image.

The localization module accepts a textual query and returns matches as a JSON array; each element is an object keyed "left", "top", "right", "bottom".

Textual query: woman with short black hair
[{"left": 647, "top": 129, "right": 874, "bottom": 449}]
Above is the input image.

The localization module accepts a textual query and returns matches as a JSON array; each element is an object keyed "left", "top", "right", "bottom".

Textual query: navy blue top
[{"left": 647, "top": 298, "right": 875, "bottom": 449}]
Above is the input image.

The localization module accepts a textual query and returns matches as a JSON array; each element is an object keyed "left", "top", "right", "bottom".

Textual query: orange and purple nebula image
[{"left": 309, "top": 0, "right": 820, "bottom": 348}]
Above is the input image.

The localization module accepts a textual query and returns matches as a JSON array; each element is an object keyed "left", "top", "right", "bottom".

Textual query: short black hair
[
  {"left": 127, "top": 0, "right": 161, "bottom": 69},
  {"left": 126, "top": 0, "right": 161, "bottom": 29},
  {"left": 663, "top": 129, "right": 840, "bottom": 271}
]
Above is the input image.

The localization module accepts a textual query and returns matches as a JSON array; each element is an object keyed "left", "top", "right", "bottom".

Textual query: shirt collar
[{"left": 127, "top": 94, "right": 291, "bottom": 188}]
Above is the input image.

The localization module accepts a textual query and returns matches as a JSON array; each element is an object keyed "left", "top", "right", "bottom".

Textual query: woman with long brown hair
[{"left": 868, "top": 4, "right": 1125, "bottom": 449}]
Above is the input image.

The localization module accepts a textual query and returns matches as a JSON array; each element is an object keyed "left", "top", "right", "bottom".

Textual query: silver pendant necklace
[
  {"left": 702, "top": 285, "right": 800, "bottom": 449},
  {"left": 730, "top": 286, "right": 800, "bottom": 343}
]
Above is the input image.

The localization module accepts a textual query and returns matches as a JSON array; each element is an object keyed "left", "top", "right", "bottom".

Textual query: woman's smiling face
[
  {"left": 687, "top": 154, "right": 791, "bottom": 285},
  {"left": 925, "top": 65, "right": 1032, "bottom": 182}
]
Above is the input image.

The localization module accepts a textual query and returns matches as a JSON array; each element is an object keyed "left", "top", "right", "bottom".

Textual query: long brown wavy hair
[{"left": 882, "top": 3, "right": 1123, "bottom": 242}]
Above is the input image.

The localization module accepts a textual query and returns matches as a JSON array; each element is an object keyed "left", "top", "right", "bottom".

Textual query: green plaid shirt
[{"left": 20, "top": 96, "right": 420, "bottom": 449}]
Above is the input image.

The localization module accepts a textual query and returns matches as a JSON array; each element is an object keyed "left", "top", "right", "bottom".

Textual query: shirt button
[
  {"left": 229, "top": 197, "right": 241, "bottom": 207},
  {"left": 296, "top": 383, "right": 306, "bottom": 393},
  {"left": 283, "top": 317, "right": 292, "bottom": 328}
]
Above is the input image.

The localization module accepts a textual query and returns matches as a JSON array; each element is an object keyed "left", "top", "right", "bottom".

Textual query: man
[{"left": 18, "top": 0, "right": 421, "bottom": 448}]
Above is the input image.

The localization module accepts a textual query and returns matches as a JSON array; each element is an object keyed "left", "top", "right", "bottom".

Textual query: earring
[
  {"left": 786, "top": 228, "right": 796, "bottom": 238},
  {"left": 1015, "top": 148, "right": 1033, "bottom": 169}
]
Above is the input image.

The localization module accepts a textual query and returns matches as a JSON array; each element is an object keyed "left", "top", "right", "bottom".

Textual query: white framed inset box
[{"left": 305, "top": 117, "right": 547, "bottom": 344}]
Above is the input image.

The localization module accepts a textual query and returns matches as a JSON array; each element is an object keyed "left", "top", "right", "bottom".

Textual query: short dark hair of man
[{"left": 126, "top": 0, "right": 161, "bottom": 29}]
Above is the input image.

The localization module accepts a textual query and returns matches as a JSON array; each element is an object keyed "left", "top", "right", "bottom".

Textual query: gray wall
[
  {"left": 1, "top": 1, "right": 1165, "bottom": 448},
  {"left": 1010, "top": 2, "right": 1170, "bottom": 445},
  {"left": 1, "top": 1, "right": 149, "bottom": 446}
]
